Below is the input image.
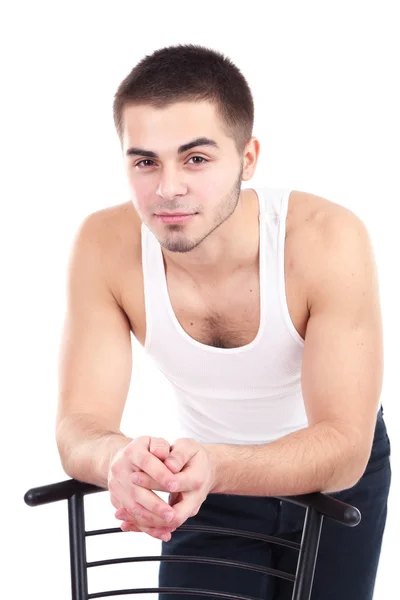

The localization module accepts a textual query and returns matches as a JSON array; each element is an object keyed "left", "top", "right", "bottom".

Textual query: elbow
[
  {"left": 347, "top": 453, "right": 370, "bottom": 489},
  {"left": 55, "top": 434, "right": 72, "bottom": 478},
  {"left": 322, "top": 422, "right": 372, "bottom": 494},
  {"left": 55, "top": 417, "right": 76, "bottom": 478},
  {"left": 343, "top": 439, "right": 373, "bottom": 490},
  {"left": 323, "top": 451, "right": 368, "bottom": 494}
]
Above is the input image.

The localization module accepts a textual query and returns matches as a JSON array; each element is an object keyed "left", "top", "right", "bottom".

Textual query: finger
[
  {"left": 131, "top": 483, "right": 178, "bottom": 525},
  {"left": 119, "top": 515, "right": 176, "bottom": 539},
  {"left": 124, "top": 443, "right": 178, "bottom": 491},
  {"left": 149, "top": 437, "right": 171, "bottom": 462},
  {"left": 132, "top": 470, "right": 188, "bottom": 493},
  {"left": 121, "top": 521, "right": 172, "bottom": 541},
  {"left": 115, "top": 504, "right": 175, "bottom": 529},
  {"left": 120, "top": 521, "right": 141, "bottom": 532},
  {"left": 168, "top": 489, "right": 203, "bottom": 527},
  {"left": 108, "top": 474, "right": 140, "bottom": 515},
  {"left": 111, "top": 474, "right": 176, "bottom": 526},
  {"left": 164, "top": 439, "right": 198, "bottom": 474},
  {"left": 115, "top": 500, "right": 176, "bottom": 533}
]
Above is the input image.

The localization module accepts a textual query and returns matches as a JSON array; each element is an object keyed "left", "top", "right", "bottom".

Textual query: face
[{"left": 121, "top": 100, "right": 255, "bottom": 253}]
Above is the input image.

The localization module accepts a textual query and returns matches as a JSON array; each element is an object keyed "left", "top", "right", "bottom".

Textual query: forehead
[{"left": 121, "top": 100, "right": 229, "bottom": 151}]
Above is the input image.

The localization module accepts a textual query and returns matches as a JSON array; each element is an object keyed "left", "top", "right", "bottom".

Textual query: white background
[{"left": 2, "top": 1, "right": 398, "bottom": 598}]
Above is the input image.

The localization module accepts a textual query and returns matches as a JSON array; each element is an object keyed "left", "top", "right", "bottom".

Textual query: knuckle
[
  {"left": 140, "top": 514, "right": 152, "bottom": 527},
  {"left": 167, "top": 453, "right": 181, "bottom": 467},
  {"left": 110, "top": 462, "right": 120, "bottom": 476},
  {"left": 154, "top": 502, "right": 166, "bottom": 517},
  {"left": 122, "top": 444, "right": 132, "bottom": 457},
  {"left": 136, "top": 451, "right": 149, "bottom": 469},
  {"left": 164, "top": 476, "right": 174, "bottom": 489},
  {"left": 176, "top": 451, "right": 184, "bottom": 462},
  {"left": 135, "top": 436, "right": 151, "bottom": 451},
  {"left": 132, "top": 471, "right": 141, "bottom": 484},
  {"left": 126, "top": 502, "right": 138, "bottom": 514},
  {"left": 141, "top": 453, "right": 151, "bottom": 468},
  {"left": 152, "top": 444, "right": 169, "bottom": 457},
  {"left": 109, "top": 494, "right": 120, "bottom": 509},
  {"left": 146, "top": 516, "right": 157, "bottom": 528},
  {"left": 151, "top": 437, "right": 168, "bottom": 447}
]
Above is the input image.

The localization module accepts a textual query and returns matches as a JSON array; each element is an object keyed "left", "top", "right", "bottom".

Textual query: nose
[{"left": 156, "top": 164, "right": 187, "bottom": 200}]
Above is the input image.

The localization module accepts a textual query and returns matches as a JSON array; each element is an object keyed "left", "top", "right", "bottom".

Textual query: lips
[
  {"left": 156, "top": 213, "right": 197, "bottom": 223},
  {"left": 157, "top": 213, "right": 192, "bottom": 217}
]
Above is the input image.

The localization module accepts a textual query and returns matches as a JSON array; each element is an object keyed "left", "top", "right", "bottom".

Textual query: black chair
[{"left": 24, "top": 478, "right": 361, "bottom": 600}]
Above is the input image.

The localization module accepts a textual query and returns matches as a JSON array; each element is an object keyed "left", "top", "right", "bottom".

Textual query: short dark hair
[{"left": 113, "top": 44, "right": 254, "bottom": 155}]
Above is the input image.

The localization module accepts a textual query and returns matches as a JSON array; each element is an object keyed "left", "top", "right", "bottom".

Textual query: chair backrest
[{"left": 24, "top": 478, "right": 361, "bottom": 600}]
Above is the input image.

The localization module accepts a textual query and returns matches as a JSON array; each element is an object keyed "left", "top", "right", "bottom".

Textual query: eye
[
  {"left": 187, "top": 156, "right": 208, "bottom": 165},
  {"left": 134, "top": 156, "right": 208, "bottom": 169},
  {"left": 135, "top": 159, "right": 156, "bottom": 169}
]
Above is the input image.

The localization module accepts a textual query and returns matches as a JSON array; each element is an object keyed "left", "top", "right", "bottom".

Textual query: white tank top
[{"left": 140, "top": 187, "right": 308, "bottom": 445}]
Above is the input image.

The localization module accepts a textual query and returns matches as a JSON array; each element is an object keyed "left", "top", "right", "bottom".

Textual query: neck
[{"left": 162, "top": 189, "right": 260, "bottom": 283}]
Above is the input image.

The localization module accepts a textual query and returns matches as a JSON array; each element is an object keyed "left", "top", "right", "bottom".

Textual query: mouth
[{"left": 155, "top": 213, "right": 197, "bottom": 224}]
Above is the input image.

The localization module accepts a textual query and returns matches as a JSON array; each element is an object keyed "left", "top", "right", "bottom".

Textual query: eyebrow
[{"left": 125, "top": 136, "right": 219, "bottom": 158}]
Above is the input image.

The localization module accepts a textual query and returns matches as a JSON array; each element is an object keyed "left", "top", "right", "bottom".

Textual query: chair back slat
[
  {"left": 292, "top": 507, "right": 324, "bottom": 600},
  {"left": 68, "top": 494, "right": 89, "bottom": 600}
]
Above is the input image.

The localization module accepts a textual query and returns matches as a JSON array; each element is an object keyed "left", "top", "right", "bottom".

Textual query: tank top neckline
[{"left": 154, "top": 188, "right": 267, "bottom": 354}]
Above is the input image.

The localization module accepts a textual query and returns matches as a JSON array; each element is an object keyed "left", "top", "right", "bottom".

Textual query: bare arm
[
  {"left": 208, "top": 207, "right": 384, "bottom": 496},
  {"left": 56, "top": 212, "right": 133, "bottom": 489}
]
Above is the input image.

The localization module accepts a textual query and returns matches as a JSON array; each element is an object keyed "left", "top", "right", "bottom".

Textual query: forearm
[
  {"left": 56, "top": 413, "right": 133, "bottom": 489},
  {"left": 207, "top": 422, "right": 365, "bottom": 497}
]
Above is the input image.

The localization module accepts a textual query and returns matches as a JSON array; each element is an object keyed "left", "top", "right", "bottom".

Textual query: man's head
[{"left": 113, "top": 44, "right": 259, "bottom": 253}]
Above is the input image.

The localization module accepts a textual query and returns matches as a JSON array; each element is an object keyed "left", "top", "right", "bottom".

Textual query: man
[{"left": 56, "top": 44, "right": 391, "bottom": 599}]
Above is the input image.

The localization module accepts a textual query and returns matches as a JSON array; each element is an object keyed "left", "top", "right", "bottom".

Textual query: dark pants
[{"left": 159, "top": 407, "right": 391, "bottom": 599}]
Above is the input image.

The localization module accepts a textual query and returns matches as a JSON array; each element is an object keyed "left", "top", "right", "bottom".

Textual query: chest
[
  {"left": 109, "top": 190, "right": 323, "bottom": 349},
  {"left": 121, "top": 244, "right": 309, "bottom": 349},
  {"left": 166, "top": 270, "right": 261, "bottom": 349}
]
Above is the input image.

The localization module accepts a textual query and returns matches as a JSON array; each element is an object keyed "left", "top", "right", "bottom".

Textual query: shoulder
[
  {"left": 78, "top": 200, "right": 140, "bottom": 236},
  {"left": 69, "top": 201, "right": 143, "bottom": 300},
  {"left": 288, "top": 189, "right": 365, "bottom": 231},
  {"left": 75, "top": 200, "right": 142, "bottom": 256},
  {"left": 288, "top": 190, "right": 375, "bottom": 310}
]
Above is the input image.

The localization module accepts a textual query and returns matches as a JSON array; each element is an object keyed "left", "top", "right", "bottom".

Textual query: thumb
[
  {"left": 149, "top": 437, "right": 171, "bottom": 461},
  {"left": 164, "top": 456, "right": 181, "bottom": 474}
]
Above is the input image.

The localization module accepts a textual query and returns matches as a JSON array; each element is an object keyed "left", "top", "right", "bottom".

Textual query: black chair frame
[{"left": 24, "top": 478, "right": 361, "bottom": 600}]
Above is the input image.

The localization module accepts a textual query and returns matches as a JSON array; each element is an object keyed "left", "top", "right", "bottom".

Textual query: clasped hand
[{"left": 108, "top": 436, "right": 216, "bottom": 542}]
